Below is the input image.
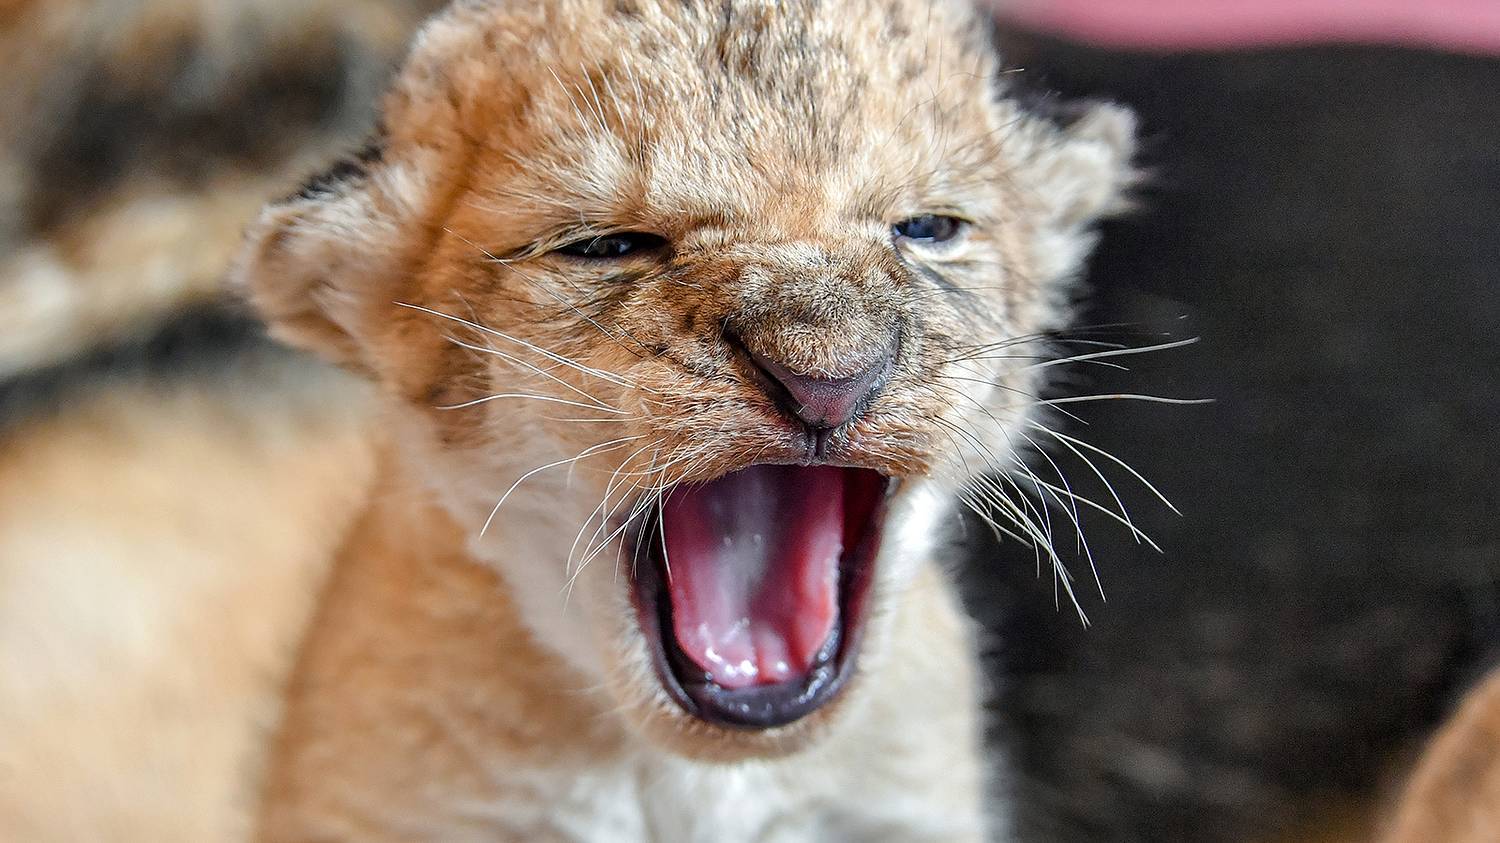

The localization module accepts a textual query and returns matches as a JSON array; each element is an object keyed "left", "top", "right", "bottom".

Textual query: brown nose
[{"left": 745, "top": 342, "right": 896, "bottom": 430}]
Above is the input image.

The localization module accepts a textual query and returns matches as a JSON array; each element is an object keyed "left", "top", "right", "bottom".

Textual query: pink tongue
[{"left": 659, "top": 465, "right": 845, "bottom": 690}]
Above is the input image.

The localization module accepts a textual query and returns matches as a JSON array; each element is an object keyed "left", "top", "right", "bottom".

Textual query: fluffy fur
[
  {"left": 232, "top": 0, "right": 1133, "bottom": 838},
  {"left": 3, "top": 2, "right": 1493, "bottom": 841},
  {"left": 0, "top": 344, "right": 377, "bottom": 840},
  {"left": 1381, "top": 664, "right": 1500, "bottom": 842},
  {"left": 0, "top": 5, "right": 423, "bottom": 835}
]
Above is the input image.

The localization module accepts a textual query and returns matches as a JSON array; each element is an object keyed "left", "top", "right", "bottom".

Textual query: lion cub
[{"left": 234, "top": 0, "right": 1133, "bottom": 839}]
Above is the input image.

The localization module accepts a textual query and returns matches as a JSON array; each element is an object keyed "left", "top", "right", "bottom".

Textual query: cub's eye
[
  {"left": 892, "top": 215, "right": 965, "bottom": 244},
  {"left": 555, "top": 232, "right": 666, "bottom": 259}
]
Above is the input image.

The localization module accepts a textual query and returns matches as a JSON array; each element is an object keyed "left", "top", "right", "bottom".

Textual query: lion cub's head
[{"left": 234, "top": 0, "right": 1132, "bottom": 760}]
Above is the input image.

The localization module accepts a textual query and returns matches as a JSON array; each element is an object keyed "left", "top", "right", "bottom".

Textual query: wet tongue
[{"left": 659, "top": 465, "right": 844, "bottom": 690}]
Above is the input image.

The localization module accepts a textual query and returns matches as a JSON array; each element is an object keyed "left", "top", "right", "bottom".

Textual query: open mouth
[{"left": 630, "top": 464, "right": 894, "bottom": 730}]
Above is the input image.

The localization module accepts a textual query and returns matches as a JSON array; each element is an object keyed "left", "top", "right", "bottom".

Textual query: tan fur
[
  {"left": 261, "top": 447, "right": 983, "bottom": 840},
  {"left": 0, "top": 4, "right": 420, "bottom": 837},
  {"left": 232, "top": 0, "right": 1134, "bottom": 839},
  {"left": 0, "top": 352, "right": 377, "bottom": 840},
  {"left": 1260, "top": 666, "right": 1500, "bottom": 843},
  {"left": 3, "top": 2, "right": 1489, "bottom": 838},
  {"left": 1381, "top": 665, "right": 1500, "bottom": 843}
]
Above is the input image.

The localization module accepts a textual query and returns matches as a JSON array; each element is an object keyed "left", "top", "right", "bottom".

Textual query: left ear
[
  {"left": 1014, "top": 100, "right": 1138, "bottom": 230},
  {"left": 1006, "top": 100, "right": 1138, "bottom": 287}
]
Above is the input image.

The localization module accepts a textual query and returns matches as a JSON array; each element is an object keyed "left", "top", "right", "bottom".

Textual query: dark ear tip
[
  {"left": 1010, "top": 87, "right": 1095, "bottom": 131},
  {"left": 279, "top": 138, "right": 385, "bottom": 204}
]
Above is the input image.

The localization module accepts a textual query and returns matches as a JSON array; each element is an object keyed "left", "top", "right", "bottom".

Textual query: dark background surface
[{"left": 960, "top": 33, "right": 1500, "bottom": 841}]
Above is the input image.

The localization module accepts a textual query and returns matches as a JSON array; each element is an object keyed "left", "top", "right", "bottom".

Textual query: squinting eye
[
  {"left": 555, "top": 232, "right": 666, "bottom": 259},
  {"left": 892, "top": 215, "right": 965, "bottom": 244}
]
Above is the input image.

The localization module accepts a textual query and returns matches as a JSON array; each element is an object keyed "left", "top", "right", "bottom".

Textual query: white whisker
[
  {"left": 1032, "top": 393, "right": 1214, "bottom": 407},
  {"left": 397, "top": 302, "right": 650, "bottom": 392},
  {"left": 440, "top": 392, "right": 628, "bottom": 414},
  {"left": 1028, "top": 421, "right": 1182, "bottom": 516},
  {"left": 480, "top": 437, "right": 639, "bottom": 537},
  {"left": 441, "top": 334, "right": 620, "bottom": 410},
  {"left": 1028, "top": 336, "right": 1200, "bottom": 370}
]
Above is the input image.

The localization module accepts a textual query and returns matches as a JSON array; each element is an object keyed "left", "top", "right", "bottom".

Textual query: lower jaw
[{"left": 628, "top": 472, "right": 893, "bottom": 732}]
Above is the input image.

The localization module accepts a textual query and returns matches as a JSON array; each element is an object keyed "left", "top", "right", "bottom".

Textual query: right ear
[
  {"left": 999, "top": 97, "right": 1138, "bottom": 293},
  {"left": 230, "top": 1, "right": 500, "bottom": 368},
  {"left": 230, "top": 144, "right": 416, "bottom": 370}
]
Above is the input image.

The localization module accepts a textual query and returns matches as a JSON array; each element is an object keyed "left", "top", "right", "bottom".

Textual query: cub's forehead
[{"left": 413, "top": 0, "right": 1004, "bottom": 231}]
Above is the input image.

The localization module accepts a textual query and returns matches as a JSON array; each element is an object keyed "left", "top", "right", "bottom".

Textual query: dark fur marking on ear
[
  {"left": 1009, "top": 87, "right": 1100, "bottom": 132},
  {"left": 285, "top": 140, "right": 385, "bottom": 203},
  {"left": 988, "top": 34, "right": 1101, "bottom": 132}
]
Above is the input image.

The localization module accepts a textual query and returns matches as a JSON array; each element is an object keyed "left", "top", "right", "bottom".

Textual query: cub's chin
[{"left": 602, "top": 462, "right": 898, "bottom": 761}]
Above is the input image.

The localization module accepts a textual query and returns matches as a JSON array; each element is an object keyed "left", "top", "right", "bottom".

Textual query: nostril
[{"left": 743, "top": 341, "right": 897, "bottom": 431}]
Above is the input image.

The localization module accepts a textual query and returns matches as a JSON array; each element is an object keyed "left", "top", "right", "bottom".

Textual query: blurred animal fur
[
  {"left": 1381, "top": 664, "right": 1500, "bottom": 843},
  {"left": 1, "top": 0, "right": 1494, "bottom": 841},
  {"left": 0, "top": 0, "right": 443, "bottom": 378},
  {"left": 0, "top": 0, "right": 429, "bottom": 838}
]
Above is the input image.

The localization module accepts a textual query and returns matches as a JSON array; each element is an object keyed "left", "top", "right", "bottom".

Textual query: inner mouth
[{"left": 630, "top": 464, "right": 893, "bottom": 730}]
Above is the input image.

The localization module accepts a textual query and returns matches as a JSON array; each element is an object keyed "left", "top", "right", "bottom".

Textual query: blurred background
[{"left": 1, "top": 1, "right": 1496, "bottom": 841}]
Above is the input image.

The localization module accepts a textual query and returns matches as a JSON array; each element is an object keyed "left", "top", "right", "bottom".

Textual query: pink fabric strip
[{"left": 991, "top": 0, "right": 1500, "bottom": 55}]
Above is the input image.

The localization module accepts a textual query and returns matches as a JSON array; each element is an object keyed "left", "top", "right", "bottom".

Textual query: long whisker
[
  {"left": 396, "top": 302, "right": 652, "bottom": 393},
  {"left": 1026, "top": 418, "right": 1144, "bottom": 543},
  {"left": 480, "top": 437, "right": 639, "bottom": 537},
  {"left": 936, "top": 415, "right": 1062, "bottom": 559},
  {"left": 931, "top": 417, "right": 1068, "bottom": 583},
  {"left": 1029, "top": 393, "right": 1215, "bottom": 408},
  {"left": 1014, "top": 427, "right": 1089, "bottom": 552},
  {"left": 440, "top": 392, "right": 628, "bottom": 414},
  {"left": 1024, "top": 475, "right": 1164, "bottom": 553},
  {"left": 969, "top": 472, "right": 1086, "bottom": 619},
  {"left": 1028, "top": 337, "right": 1201, "bottom": 370},
  {"left": 441, "top": 334, "right": 621, "bottom": 410},
  {"left": 943, "top": 383, "right": 1131, "bottom": 555},
  {"left": 567, "top": 439, "right": 666, "bottom": 569},
  {"left": 1028, "top": 421, "right": 1182, "bottom": 516},
  {"left": 927, "top": 374, "right": 1090, "bottom": 426},
  {"left": 566, "top": 477, "right": 652, "bottom": 602}
]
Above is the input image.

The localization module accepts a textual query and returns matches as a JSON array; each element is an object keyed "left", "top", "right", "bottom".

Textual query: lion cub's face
[{"left": 237, "top": 0, "right": 1131, "bottom": 760}]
